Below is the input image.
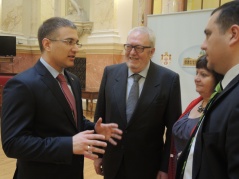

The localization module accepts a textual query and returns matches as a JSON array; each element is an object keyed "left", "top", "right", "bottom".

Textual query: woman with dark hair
[{"left": 168, "top": 55, "right": 223, "bottom": 179}]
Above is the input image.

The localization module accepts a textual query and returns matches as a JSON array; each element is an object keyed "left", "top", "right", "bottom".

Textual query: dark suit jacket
[
  {"left": 1, "top": 60, "right": 95, "bottom": 179},
  {"left": 176, "top": 74, "right": 239, "bottom": 179},
  {"left": 94, "top": 61, "right": 182, "bottom": 179}
]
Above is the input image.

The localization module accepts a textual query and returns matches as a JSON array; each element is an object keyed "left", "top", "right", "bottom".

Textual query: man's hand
[
  {"left": 156, "top": 171, "right": 168, "bottom": 179},
  {"left": 94, "top": 158, "right": 104, "bottom": 176},
  {"left": 72, "top": 130, "right": 107, "bottom": 160},
  {"left": 95, "top": 117, "right": 123, "bottom": 145}
]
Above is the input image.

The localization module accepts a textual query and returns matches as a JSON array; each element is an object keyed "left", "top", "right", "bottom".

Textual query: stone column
[{"left": 84, "top": 0, "right": 136, "bottom": 90}]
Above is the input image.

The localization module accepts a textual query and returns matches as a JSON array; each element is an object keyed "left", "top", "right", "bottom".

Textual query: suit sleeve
[{"left": 161, "top": 73, "right": 182, "bottom": 172}]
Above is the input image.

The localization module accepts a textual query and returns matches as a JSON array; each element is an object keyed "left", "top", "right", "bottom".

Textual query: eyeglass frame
[
  {"left": 124, "top": 44, "right": 151, "bottom": 53},
  {"left": 47, "top": 38, "right": 82, "bottom": 47}
]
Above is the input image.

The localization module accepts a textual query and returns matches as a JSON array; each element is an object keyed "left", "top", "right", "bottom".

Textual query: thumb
[{"left": 95, "top": 117, "right": 103, "bottom": 130}]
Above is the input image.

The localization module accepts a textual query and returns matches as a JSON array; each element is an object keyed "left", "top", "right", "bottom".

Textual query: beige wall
[
  {"left": 1, "top": 0, "right": 232, "bottom": 89},
  {"left": 0, "top": 0, "right": 142, "bottom": 89}
]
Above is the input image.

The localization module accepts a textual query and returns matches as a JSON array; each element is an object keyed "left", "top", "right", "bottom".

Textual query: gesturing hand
[
  {"left": 72, "top": 130, "right": 107, "bottom": 160},
  {"left": 94, "top": 117, "right": 123, "bottom": 145}
]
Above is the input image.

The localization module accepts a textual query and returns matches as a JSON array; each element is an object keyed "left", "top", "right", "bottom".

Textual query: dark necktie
[
  {"left": 179, "top": 82, "right": 222, "bottom": 178},
  {"left": 126, "top": 74, "right": 142, "bottom": 122},
  {"left": 57, "top": 74, "right": 77, "bottom": 124}
]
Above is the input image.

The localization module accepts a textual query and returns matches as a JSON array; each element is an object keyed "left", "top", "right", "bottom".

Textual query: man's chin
[
  {"left": 127, "top": 60, "right": 138, "bottom": 67},
  {"left": 66, "top": 63, "right": 75, "bottom": 68},
  {"left": 127, "top": 64, "right": 137, "bottom": 70},
  {"left": 207, "top": 63, "right": 213, "bottom": 71}
]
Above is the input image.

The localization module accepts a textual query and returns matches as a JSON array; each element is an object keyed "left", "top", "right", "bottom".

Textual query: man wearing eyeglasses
[
  {"left": 94, "top": 26, "right": 182, "bottom": 179},
  {"left": 1, "top": 17, "right": 123, "bottom": 179}
]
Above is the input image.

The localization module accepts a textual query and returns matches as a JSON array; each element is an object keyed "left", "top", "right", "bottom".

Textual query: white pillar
[{"left": 88, "top": 0, "right": 136, "bottom": 44}]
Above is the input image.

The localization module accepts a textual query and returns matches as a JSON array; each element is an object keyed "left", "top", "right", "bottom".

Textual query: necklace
[{"left": 197, "top": 100, "right": 205, "bottom": 113}]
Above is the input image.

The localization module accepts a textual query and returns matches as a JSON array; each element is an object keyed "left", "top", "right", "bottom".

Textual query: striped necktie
[{"left": 126, "top": 74, "right": 142, "bottom": 122}]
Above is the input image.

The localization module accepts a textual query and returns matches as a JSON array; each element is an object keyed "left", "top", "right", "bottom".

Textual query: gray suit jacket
[{"left": 95, "top": 61, "right": 182, "bottom": 179}]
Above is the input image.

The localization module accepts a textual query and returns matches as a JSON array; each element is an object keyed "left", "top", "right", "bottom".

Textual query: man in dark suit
[
  {"left": 1, "top": 17, "right": 122, "bottom": 179},
  {"left": 176, "top": 1, "right": 239, "bottom": 179},
  {"left": 93, "top": 26, "right": 182, "bottom": 179}
]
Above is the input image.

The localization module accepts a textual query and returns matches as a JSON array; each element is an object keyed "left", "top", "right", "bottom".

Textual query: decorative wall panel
[{"left": 67, "top": 57, "right": 86, "bottom": 88}]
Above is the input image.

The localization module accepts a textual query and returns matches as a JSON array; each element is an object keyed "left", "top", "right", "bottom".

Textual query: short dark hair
[
  {"left": 37, "top": 17, "right": 77, "bottom": 52},
  {"left": 196, "top": 55, "right": 224, "bottom": 85},
  {"left": 211, "top": 0, "right": 239, "bottom": 33}
]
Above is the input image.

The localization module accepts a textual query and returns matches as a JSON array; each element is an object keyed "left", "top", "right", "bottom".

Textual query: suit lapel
[
  {"left": 192, "top": 120, "right": 203, "bottom": 179},
  {"left": 192, "top": 74, "right": 239, "bottom": 178},
  {"left": 127, "top": 62, "right": 161, "bottom": 127},
  {"left": 113, "top": 65, "right": 128, "bottom": 127},
  {"left": 35, "top": 61, "right": 77, "bottom": 128},
  {"left": 205, "top": 74, "right": 239, "bottom": 114}
]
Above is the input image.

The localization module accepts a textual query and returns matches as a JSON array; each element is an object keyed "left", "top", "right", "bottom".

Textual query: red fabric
[
  {"left": 168, "top": 96, "right": 202, "bottom": 179},
  {"left": 57, "top": 74, "right": 77, "bottom": 124},
  {"left": 0, "top": 75, "right": 13, "bottom": 86}
]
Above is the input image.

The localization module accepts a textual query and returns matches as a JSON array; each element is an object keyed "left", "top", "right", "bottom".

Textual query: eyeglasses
[
  {"left": 124, "top": 44, "right": 151, "bottom": 53},
  {"left": 48, "top": 38, "right": 82, "bottom": 47}
]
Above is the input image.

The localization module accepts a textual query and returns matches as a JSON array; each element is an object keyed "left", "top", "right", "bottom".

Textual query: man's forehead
[
  {"left": 205, "top": 12, "right": 219, "bottom": 30},
  {"left": 209, "top": 11, "right": 220, "bottom": 25}
]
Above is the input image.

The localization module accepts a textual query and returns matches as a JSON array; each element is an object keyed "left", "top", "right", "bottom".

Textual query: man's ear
[
  {"left": 42, "top": 38, "right": 51, "bottom": 51},
  {"left": 229, "top": 25, "right": 239, "bottom": 46},
  {"left": 150, "top": 47, "right": 155, "bottom": 56}
]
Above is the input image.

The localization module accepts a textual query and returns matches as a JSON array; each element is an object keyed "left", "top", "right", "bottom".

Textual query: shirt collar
[
  {"left": 128, "top": 61, "right": 150, "bottom": 78},
  {"left": 221, "top": 64, "right": 239, "bottom": 89},
  {"left": 40, "top": 57, "right": 65, "bottom": 78}
]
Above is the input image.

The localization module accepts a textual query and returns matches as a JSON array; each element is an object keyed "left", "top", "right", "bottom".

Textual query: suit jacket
[
  {"left": 94, "top": 61, "right": 182, "bottom": 179},
  {"left": 176, "top": 74, "right": 239, "bottom": 179},
  {"left": 1, "top": 60, "right": 95, "bottom": 179}
]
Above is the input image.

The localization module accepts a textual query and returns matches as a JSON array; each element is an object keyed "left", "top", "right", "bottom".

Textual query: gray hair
[{"left": 127, "top": 26, "right": 156, "bottom": 48}]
